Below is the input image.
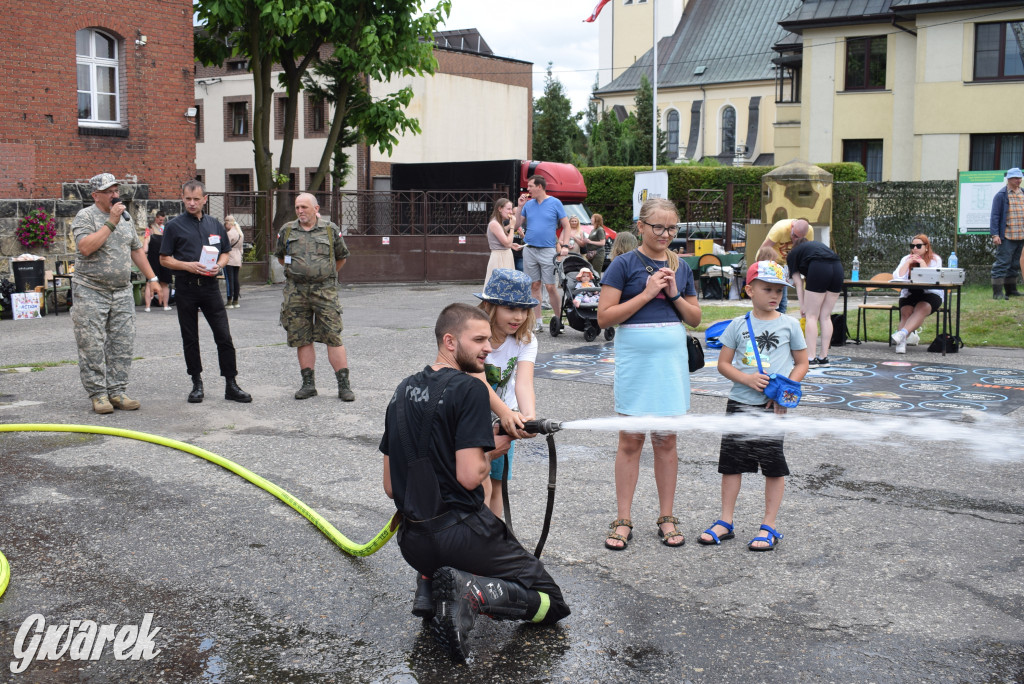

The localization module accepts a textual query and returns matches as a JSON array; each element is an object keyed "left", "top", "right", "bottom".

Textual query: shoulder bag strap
[{"left": 744, "top": 312, "right": 765, "bottom": 375}]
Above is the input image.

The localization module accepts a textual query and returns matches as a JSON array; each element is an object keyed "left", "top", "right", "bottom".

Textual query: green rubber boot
[{"left": 294, "top": 368, "right": 317, "bottom": 400}]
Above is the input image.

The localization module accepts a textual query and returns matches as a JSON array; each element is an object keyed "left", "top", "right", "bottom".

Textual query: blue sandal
[
  {"left": 748, "top": 524, "right": 783, "bottom": 551},
  {"left": 697, "top": 519, "right": 735, "bottom": 545}
]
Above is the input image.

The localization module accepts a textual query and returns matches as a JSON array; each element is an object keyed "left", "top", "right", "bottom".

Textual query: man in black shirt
[
  {"left": 160, "top": 180, "right": 251, "bottom": 403},
  {"left": 380, "top": 303, "right": 569, "bottom": 663}
]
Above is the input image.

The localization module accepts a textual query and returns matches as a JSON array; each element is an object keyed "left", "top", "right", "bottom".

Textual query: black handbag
[{"left": 687, "top": 333, "right": 705, "bottom": 373}]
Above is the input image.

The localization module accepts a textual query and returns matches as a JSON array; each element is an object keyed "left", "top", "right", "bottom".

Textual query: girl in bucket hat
[{"left": 474, "top": 269, "right": 540, "bottom": 517}]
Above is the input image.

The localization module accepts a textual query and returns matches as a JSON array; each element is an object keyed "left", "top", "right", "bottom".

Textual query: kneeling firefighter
[{"left": 379, "top": 303, "right": 570, "bottom": 663}]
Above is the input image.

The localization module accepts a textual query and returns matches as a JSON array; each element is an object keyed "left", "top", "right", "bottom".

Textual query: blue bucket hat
[{"left": 474, "top": 269, "right": 539, "bottom": 308}]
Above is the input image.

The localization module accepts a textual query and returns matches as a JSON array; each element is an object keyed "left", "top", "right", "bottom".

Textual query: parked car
[{"left": 669, "top": 221, "right": 746, "bottom": 252}]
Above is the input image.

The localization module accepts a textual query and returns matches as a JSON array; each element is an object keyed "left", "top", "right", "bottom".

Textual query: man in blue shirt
[{"left": 514, "top": 175, "right": 569, "bottom": 332}]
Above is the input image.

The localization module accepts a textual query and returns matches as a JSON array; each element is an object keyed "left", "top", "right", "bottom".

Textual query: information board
[{"left": 958, "top": 170, "right": 1005, "bottom": 235}]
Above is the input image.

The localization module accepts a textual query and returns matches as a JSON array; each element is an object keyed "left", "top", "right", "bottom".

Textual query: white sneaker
[
  {"left": 163, "top": 306, "right": 172, "bottom": 311},
  {"left": 891, "top": 329, "right": 908, "bottom": 354},
  {"left": 144, "top": 307, "right": 150, "bottom": 312},
  {"left": 534, "top": 321, "right": 544, "bottom": 333}
]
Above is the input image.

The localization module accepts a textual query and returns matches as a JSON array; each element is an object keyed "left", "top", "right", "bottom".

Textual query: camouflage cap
[{"left": 89, "top": 173, "right": 118, "bottom": 192}]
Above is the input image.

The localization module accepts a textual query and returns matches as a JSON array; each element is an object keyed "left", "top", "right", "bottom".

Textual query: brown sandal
[
  {"left": 657, "top": 515, "right": 685, "bottom": 547},
  {"left": 605, "top": 518, "right": 633, "bottom": 551}
]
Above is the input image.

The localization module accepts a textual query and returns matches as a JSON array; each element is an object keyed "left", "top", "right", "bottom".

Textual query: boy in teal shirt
[{"left": 699, "top": 261, "right": 809, "bottom": 551}]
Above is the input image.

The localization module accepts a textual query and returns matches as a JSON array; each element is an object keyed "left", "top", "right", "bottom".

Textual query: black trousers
[
  {"left": 224, "top": 265, "right": 241, "bottom": 300},
  {"left": 174, "top": 275, "right": 237, "bottom": 378},
  {"left": 398, "top": 505, "right": 570, "bottom": 624}
]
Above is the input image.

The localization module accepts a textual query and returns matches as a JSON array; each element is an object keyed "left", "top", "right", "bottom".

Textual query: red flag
[{"left": 584, "top": 0, "right": 611, "bottom": 22}]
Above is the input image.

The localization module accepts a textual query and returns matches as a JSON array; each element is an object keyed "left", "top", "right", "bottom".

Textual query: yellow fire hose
[{"left": 0, "top": 423, "right": 400, "bottom": 600}]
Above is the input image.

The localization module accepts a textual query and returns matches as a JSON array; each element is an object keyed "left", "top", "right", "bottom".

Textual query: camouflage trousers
[
  {"left": 280, "top": 279, "right": 343, "bottom": 347},
  {"left": 71, "top": 283, "right": 136, "bottom": 398}
]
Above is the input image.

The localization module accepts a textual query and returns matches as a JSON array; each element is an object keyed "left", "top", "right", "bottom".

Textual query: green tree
[
  {"left": 629, "top": 75, "right": 669, "bottom": 167},
  {"left": 586, "top": 110, "right": 628, "bottom": 167},
  {"left": 194, "top": 0, "right": 449, "bottom": 237},
  {"left": 532, "top": 64, "right": 581, "bottom": 163}
]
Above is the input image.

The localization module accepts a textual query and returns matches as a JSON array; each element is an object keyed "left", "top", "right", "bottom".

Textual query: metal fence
[{"left": 198, "top": 181, "right": 999, "bottom": 284}]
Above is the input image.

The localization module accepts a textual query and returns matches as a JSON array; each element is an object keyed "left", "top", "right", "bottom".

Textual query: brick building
[{"left": 0, "top": 0, "right": 196, "bottom": 199}]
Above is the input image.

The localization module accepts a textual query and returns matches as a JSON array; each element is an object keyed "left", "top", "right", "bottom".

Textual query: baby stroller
[{"left": 550, "top": 253, "right": 615, "bottom": 342}]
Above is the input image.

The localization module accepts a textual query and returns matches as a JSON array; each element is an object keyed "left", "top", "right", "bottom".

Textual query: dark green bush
[{"left": 580, "top": 162, "right": 867, "bottom": 232}]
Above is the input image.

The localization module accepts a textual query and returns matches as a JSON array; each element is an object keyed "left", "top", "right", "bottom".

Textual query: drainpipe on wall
[{"left": 700, "top": 84, "right": 706, "bottom": 161}]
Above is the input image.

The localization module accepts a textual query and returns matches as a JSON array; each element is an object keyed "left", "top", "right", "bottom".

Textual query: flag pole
[{"left": 652, "top": 0, "right": 657, "bottom": 170}]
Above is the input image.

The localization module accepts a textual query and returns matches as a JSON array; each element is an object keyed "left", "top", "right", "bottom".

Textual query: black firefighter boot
[
  {"left": 295, "top": 368, "right": 317, "bottom": 400},
  {"left": 993, "top": 278, "right": 1007, "bottom": 300},
  {"left": 1005, "top": 280, "right": 1023, "bottom": 297},
  {"left": 430, "top": 567, "right": 536, "bottom": 663},
  {"left": 188, "top": 374, "right": 204, "bottom": 403},
  {"left": 336, "top": 368, "right": 355, "bottom": 402},
  {"left": 225, "top": 377, "right": 252, "bottom": 403},
  {"left": 412, "top": 574, "right": 434, "bottom": 619}
]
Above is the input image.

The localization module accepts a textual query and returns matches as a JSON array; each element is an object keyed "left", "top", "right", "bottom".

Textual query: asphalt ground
[{"left": 1, "top": 283, "right": 1022, "bottom": 683}]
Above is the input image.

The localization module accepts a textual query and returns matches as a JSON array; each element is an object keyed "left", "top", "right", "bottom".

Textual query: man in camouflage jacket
[
  {"left": 71, "top": 173, "right": 159, "bottom": 414},
  {"left": 274, "top": 192, "right": 354, "bottom": 401}
]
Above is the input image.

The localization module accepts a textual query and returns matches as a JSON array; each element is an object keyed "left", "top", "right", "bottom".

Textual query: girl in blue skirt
[{"left": 597, "top": 198, "right": 702, "bottom": 550}]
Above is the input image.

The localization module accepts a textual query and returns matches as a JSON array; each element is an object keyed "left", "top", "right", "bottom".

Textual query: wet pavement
[{"left": 1, "top": 283, "right": 1022, "bottom": 683}]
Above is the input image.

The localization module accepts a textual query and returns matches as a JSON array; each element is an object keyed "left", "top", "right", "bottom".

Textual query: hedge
[{"left": 579, "top": 162, "right": 866, "bottom": 232}]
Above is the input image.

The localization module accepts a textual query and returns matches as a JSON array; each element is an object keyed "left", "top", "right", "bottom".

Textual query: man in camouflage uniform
[
  {"left": 71, "top": 173, "right": 160, "bottom": 414},
  {"left": 275, "top": 192, "right": 354, "bottom": 400}
]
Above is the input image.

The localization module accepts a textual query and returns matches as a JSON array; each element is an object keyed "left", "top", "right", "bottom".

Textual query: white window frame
[{"left": 76, "top": 28, "right": 120, "bottom": 127}]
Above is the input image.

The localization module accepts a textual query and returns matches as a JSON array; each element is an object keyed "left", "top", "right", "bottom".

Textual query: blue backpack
[{"left": 704, "top": 320, "right": 730, "bottom": 349}]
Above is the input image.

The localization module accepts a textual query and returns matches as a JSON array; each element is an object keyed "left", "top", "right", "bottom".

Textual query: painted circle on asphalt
[
  {"left": 899, "top": 382, "right": 961, "bottom": 392},
  {"left": 918, "top": 400, "right": 989, "bottom": 412},
  {"left": 550, "top": 369, "right": 583, "bottom": 375},
  {"left": 915, "top": 365, "right": 966, "bottom": 375},
  {"left": 547, "top": 359, "right": 596, "bottom": 368},
  {"left": 942, "top": 391, "right": 1008, "bottom": 403},
  {"left": 812, "top": 376, "right": 854, "bottom": 386},
  {"left": 847, "top": 399, "right": 916, "bottom": 412},
  {"left": 978, "top": 376, "right": 1024, "bottom": 387},
  {"left": 831, "top": 362, "right": 877, "bottom": 370},
  {"left": 972, "top": 368, "right": 1024, "bottom": 378},
  {"left": 894, "top": 373, "right": 953, "bottom": 382},
  {"left": 822, "top": 369, "right": 875, "bottom": 378},
  {"left": 799, "top": 393, "right": 846, "bottom": 405},
  {"left": 881, "top": 361, "right": 913, "bottom": 367}
]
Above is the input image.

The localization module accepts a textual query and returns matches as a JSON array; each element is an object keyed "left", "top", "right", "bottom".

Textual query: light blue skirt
[{"left": 614, "top": 323, "right": 690, "bottom": 416}]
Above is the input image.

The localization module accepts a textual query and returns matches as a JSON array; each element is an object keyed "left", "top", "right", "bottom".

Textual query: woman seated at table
[{"left": 890, "top": 234, "right": 943, "bottom": 354}]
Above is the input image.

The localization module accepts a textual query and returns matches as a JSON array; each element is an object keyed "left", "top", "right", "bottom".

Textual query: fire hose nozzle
[
  {"left": 497, "top": 418, "right": 563, "bottom": 436},
  {"left": 521, "top": 419, "right": 563, "bottom": 435}
]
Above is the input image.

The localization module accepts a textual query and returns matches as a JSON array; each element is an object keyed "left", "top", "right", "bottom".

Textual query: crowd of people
[
  {"left": 69, "top": 174, "right": 358, "bottom": 412},
  {"left": 61, "top": 167, "right": 1023, "bottom": 665}
]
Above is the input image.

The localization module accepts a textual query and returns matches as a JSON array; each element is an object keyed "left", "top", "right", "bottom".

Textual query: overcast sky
[{"left": 439, "top": 0, "right": 604, "bottom": 114}]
